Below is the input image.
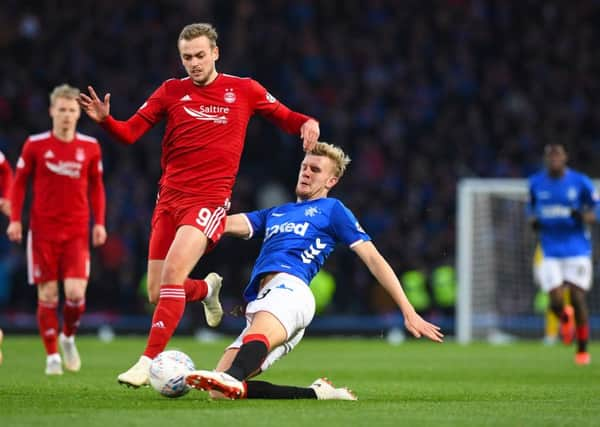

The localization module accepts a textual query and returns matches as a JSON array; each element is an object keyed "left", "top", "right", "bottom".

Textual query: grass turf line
[{"left": 1, "top": 336, "right": 599, "bottom": 427}]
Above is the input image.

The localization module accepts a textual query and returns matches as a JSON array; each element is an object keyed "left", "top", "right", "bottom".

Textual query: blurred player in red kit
[
  {"left": 7, "top": 84, "right": 107, "bottom": 375},
  {"left": 0, "top": 149, "right": 12, "bottom": 217},
  {"left": 78, "top": 22, "right": 320, "bottom": 387},
  {"left": 0, "top": 149, "right": 12, "bottom": 365}
]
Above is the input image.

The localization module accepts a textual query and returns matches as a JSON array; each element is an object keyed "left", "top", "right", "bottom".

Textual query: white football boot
[
  {"left": 185, "top": 370, "right": 245, "bottom": 399},
  {"left": 310, "top": 378, "right": 357, "bottom": 400},
  {"left": 59, "top": 333, "right": 81, "bottom": 372},
  {"left": 202, "top": 273, "right": 223, "bottom": 327},
  {"left": 45, "top": 354, "right": 64, "bottom": 375},
  {"left": 117, "top": 356, "right": 152, "bottom": 388}
]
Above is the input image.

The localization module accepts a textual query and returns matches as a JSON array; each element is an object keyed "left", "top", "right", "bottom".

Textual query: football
[{"left": 149, "top": 350, "right": 196, "bottom": 398}]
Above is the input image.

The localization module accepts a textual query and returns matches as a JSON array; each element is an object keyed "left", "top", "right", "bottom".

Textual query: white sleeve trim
[
  {"left": 349, "top": 239, "right": 366, "bottom": 248},
  {"left": 242, "top": 213, "right": 254, "bottom": 240}
]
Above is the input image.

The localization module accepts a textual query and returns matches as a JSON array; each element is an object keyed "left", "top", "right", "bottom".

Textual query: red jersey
[
  {"left": 11, "top": 131, "right": 106, "bottom": 233},
  {"left": 133, "top": 74, "right": 311, "bottom": 202},
  {"left": 0, "top": 150, "right": 13, "bottom": 198}
]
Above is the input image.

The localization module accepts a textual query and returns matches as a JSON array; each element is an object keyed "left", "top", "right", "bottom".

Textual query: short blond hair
[
  {"left": 49, "top": 84, "right": 80, "bottom": 105},
  {"left": 310, "top": 142, "right": 351, "bottom": 178},
  {"left": 178, "top": 23, "right": 218, "bottom": 47}
]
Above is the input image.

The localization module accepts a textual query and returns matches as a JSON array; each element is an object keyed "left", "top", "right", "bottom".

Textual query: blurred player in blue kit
[
  {"left": 528, "top": 143, "right": 598, "bottom": 365},
  {"left": 185, "top": 142, "right": 443, "bottom": 400}
]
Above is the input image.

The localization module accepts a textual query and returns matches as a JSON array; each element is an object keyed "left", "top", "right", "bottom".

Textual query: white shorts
[
  {"left": 227, "top": 272, "right": 316, "bottom": 372},
  {"left": 537, "top": 256, "right": 592, "bottom": 292}
]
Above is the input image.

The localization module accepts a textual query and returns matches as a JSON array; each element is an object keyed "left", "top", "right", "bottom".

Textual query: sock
[
  {"left": 143, "top": 285, "right": 186, "bottom": 359},
  {"left": 62, "top": 299, "right": 85, "bottom": 337},
  {"left": 225, "top": 334, "right": 270, "bottom": 381},
  {"left": 246, "top": 380, "right": 317, "bottom": 399},
  {"left": 576, "top": 324, "right": 589, "bottom": 353},
  {"left": 183, "top": 278, "right": 208, "bottom": 302},
  {"left": 37, "top": 301, "right": 59, "bottom": 355}
]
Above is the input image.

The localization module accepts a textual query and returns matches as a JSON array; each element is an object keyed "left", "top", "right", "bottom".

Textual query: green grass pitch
[{"left": 1, "top": 336, "right": 599, "bottom": 426}]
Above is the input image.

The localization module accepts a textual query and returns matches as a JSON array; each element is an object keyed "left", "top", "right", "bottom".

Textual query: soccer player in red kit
[
  {"left": 78, "top": 22, "right": 319, "bottom": 387},
  {"left": 0, "top": 150, "right": 13, "bottom": 217},
  {"left": 7, "top": 84, "right": 107, "bottom": 375},
  {"left": 0, "top": 149, "right": 12, "bottom": 365}
]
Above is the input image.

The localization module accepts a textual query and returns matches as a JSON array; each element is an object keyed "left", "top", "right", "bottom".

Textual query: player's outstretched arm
[
  {"left": 224, "top": 214, "right": 251, "bottom": 238},
  {"left": 79, "top": 86, "right": 111, "bottom": 123},
  {"left": 79, "top": 86, "right": 152, "bottom": 145},
  {"left": 353, "top": 241, "right": 444, "bottom": 343}
]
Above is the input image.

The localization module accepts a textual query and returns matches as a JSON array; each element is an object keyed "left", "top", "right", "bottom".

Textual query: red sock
[
  {"left": 37, "top": 301, "right": 59, "bottom": 355},
  {"left": 62, "top": 299, "right": 86, "bottom": 337},
  {"left": 576, "top": 324, "right": 589, "bottom": 342},
  {"left": 143, "top": 285, "right": 186, "bottom": 359},
  {"left": 183, "top": 278, "right": 208, "bottom": 302},
  {"left": 576, "top": 324, "right": 589, "bottom": 353}
]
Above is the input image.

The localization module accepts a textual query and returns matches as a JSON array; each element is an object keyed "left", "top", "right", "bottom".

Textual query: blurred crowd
[{"left": 2, "top": 0, "right": 600, "bottom": 317}]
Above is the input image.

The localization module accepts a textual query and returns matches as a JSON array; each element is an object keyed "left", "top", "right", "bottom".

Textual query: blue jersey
[
  {"left": 242, "top": 197, "right": 371, "bottom": 302},
  {"left": 528, "top": 168, "right": 599, "bottom": 257}
]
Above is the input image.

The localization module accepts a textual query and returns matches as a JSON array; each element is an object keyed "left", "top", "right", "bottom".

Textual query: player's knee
[
  {"left": 160, "top": 262, "right": 184, "bottom": 284},
  {"left": 37, "top": 284, "right": 59, "bottom": 303},
  {"left": 64, "top": 289, "right": 85, "bottom": 301},
  {"left": 570, "top": 288, "right": 587, "bottom": 309},
  {"left": 38, "top": 291, "right": 59, "bottom": 304},
  {"left": 65, "top": 295, "right": 85, "bottom": 305}
]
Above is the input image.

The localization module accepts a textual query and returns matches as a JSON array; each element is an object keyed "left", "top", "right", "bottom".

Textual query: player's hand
[
  {"left": 403, "top": 310, "right": 444, "bottom": 343},
  {"left": 572, "top": 209, "right": 596, "bottom": 225},
  {"left": 571, "top": 209, "right": 583, "bottom": 223},
  {"left": 7, "top": 221, "right": 22, "bottom": 243},
  {"left": 300, "top": 119, "right": 319, "bottom": 152},
  {"left": 78, "top": 86, "right": 111, "bottom": 123},
  {"left": 0, "top": 198, "right": 10, "bottom": 217},
  {"left": 92, "top": 224, "right": 107, "bottom": 247}
]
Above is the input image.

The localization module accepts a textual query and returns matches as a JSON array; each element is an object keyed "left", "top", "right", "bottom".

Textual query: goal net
[{"left": 456, "top": 178, "right": 600, "bottom": 343}]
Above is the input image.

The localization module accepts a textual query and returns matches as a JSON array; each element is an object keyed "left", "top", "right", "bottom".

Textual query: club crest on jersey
[
  {"left": 567, "top": 187, "right": 577, "bottom": 201},
  {"left": 304, "top": 207, "right": 320, "bottom": 217},
  {"left": 75, "top": 148, "right": 85, "bottom": 162},
  {"left": 224, "top": 88, "right": 236, "bottom": 104}
]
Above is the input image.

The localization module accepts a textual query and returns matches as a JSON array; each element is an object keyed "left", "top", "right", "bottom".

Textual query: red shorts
[
  {"left": 148, "top": 187, "right": 230, "bottom": 260},
  {"left": 27, "top": 230, "right": 90, "bottom": 284}
]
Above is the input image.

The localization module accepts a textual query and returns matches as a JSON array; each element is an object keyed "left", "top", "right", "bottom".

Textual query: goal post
[{"left": 456, "top": 178, "right": 600, "bottom": 343}]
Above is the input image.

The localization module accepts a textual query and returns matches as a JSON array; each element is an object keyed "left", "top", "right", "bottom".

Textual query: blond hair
[
  {"left": 49, "top": 84, "right": 80, "bottom": 105},
  {"left": 310, "top": 142, "right": 351, "bottom": 178},
  {"left": 178, "top": 23, "right": 218, "bottom": 47}
]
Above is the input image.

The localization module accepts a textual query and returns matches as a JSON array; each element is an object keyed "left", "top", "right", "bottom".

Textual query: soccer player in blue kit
[
  {"left": 528, "top": 143, "right": 598, "bottom": 365},
  {"left": 185, "top": 142, "right": 444, "bottom": 400}
]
